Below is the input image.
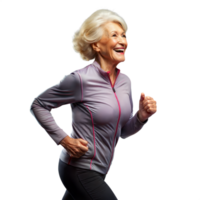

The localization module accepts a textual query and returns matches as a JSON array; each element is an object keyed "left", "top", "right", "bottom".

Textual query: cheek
[
  {"left": 100, "top": 39, "right": 118, "bottom": 56},
  {"left": 106, "top": 38, "right": 117, "bottom": 47}
]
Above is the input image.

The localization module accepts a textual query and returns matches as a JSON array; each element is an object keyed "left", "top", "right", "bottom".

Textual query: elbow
[
  {"left": 120, "top": 133, "right": 127, "bottom": 139},
  {"left": 120, "top": 136, "right": 129, "bottom": 140}
]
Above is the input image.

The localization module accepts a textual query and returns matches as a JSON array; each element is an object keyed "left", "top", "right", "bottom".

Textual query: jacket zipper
[{"left": 106, "top": 71, "right": 121, "bottom": 174}]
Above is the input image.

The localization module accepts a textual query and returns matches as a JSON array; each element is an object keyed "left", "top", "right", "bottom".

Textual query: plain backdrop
[{"left": 25, "top": 5, "right": 168, "bottom": 200}]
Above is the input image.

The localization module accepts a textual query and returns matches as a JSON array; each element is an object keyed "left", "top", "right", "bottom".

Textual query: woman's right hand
[{"left": 59, "top": 135, "right": 89, "bottom": 158}]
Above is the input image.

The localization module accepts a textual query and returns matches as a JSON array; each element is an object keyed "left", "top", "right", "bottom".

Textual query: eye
[{"left": 112, "top": 34, "right": 126, "bottom": 38}]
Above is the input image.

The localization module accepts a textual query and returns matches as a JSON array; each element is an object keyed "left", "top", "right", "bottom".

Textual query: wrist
[
  {"left": 137, "top": 111, "right": 147, "bottom": 123},
  {"left": 60, "top": 135, "right": 71, "bottom": 146}
]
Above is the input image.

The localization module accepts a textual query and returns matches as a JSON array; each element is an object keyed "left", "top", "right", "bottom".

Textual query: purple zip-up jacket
[{"left": 30, "top": 60, "right": 148, "bottom": 175}]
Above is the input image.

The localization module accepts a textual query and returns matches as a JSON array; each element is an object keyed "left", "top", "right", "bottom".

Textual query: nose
[
  {"left": 119, "top": 37, "right": 126, "bottom": 48},
  {"left": 118, "top": 36, "right": 126, "bottom": 47}
]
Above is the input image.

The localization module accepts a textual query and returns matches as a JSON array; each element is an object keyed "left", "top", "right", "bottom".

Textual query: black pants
[{"left": 58, "top": 159, "right": 118, "bottom": 200}]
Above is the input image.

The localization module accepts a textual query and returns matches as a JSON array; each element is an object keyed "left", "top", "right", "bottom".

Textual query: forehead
[{"left": 103, "top": 22, "right": 125, "bottom": 34}]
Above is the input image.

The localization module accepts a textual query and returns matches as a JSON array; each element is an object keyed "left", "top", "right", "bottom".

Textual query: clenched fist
[
  {"left": 137, "top": 92, "right": 159, "bottom": 122},
  {"left": 60, "top": 135, "right": 89, "bottom": 158}
]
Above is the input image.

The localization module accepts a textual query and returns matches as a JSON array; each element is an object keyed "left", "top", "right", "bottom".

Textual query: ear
[{"left": 91, "top": 43, "right": 100, "bottom": 52}]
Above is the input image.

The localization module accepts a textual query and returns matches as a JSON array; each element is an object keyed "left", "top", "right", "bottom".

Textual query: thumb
[{"left": 140, "top": 92, "right": 145, "bottom": 102}]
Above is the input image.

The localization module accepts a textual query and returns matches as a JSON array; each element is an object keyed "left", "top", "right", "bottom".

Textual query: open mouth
[{"left": 113, "top": 49, "right": 125, "bottom": 54}]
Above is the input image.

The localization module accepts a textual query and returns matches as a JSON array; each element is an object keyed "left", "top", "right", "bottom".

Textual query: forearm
[
  {"left": 30, "top": 99, "right": 68, "bottom": 145},
  {"left": 121, "top": 111, "right": 148, "bottom": 139}
]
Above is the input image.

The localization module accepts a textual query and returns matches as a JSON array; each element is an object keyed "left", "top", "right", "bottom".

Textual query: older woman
[{"left": 30, "top": 9, "right": 157, "bottom": 200}]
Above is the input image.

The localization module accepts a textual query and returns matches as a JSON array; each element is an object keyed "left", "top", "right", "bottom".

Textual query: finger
[
  {"left": 145, "top": 95, "right": 152, "bottom": 99},
  {"left": 143, "top": 100, "right": 155, "bottom": 107},
  {"left": 79, "top": 139, "right": 88, "bottom": 145},
  {"left": 150, "top": 97, "right": 159, "bottom": 105},
  {"left": 144, "top": 105, "right": 150, "bottom": 112},
  {"left": 144, "top": 105, "right": 156, "bottom": 113},
  {"left": 143, "top": 99, "right": 154, "bottom": 107},
  {"left": 78, "top": 143, "right": 89, "bottom": 152},
  {"left": 139, "top": 92, "right": 148, "bottom": 96},
  {"left": 141, "top": 95, "right": 152, "bottom": 102},
  {"left": 140, "top": 93, "right": 145, "bottom": 102},
  {"left": 145, "top": 95, "right": 159, "bottom": 102}
]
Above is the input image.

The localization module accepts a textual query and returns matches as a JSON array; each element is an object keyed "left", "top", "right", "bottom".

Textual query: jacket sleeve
[
  {"left": 30, "top": 72, "right": 82, "bottom": 145},
  {"left": 120, "top": 81, "right": 148, "bottom": 139}
]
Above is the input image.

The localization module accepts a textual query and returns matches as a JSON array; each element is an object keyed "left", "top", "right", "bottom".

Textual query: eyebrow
[{"left": 110, "top": 31, "right": 126, "bottom": 34}]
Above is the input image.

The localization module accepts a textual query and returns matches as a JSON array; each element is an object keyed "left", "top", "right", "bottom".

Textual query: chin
[{"left": 119, "top": 60, "right": 127, "bottom": 63}]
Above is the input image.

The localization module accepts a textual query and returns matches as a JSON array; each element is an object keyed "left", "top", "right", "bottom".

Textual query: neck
[{"left": 95, "top": 56, "right": 118, "bottom": 78}]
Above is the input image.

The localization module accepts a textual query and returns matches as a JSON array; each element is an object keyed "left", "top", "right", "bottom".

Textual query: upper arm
[{"left": 29, "top": 72, "right": 81, "bottom": 110}]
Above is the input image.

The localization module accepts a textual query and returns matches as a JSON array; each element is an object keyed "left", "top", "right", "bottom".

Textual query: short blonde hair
[{"left": 73, "top": 9, "right": 128, "bottom": 61}]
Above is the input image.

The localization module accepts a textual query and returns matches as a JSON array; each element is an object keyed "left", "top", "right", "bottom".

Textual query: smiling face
[{"left": 92, "top": 21, "right": 128, "bottom": 65}]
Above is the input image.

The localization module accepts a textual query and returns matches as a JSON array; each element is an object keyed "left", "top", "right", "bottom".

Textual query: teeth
[{"left": 114, "top": 49, "right": 124, "bottom": 52}]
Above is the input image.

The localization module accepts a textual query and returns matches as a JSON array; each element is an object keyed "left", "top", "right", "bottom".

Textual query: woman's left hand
[{"left": 138, "top": 93, "right": 157, "bottom": 122}]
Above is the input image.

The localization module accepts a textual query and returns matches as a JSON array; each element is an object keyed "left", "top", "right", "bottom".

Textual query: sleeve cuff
[{"left": 136, "top": 112, "right": 148, "bottom": 125}]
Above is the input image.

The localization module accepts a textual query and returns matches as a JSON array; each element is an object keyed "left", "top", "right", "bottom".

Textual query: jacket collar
[{"left": 92, "top": 60, "right": 120, "bottom": 76}]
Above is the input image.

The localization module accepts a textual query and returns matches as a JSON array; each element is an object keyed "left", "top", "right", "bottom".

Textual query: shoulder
[
  {"left": 61, "top": 62, "right": 92, "bottom": 84},
  {"left": 59, "top": 72, "right": 81, "bottom": 90},
  {"left": 59, "top": 62, "right": 96, "bottom": 89},
  {"left": 121, "top": 72, "right": 133, "bottom": 81},
  {"left": 75, "top": 62, "right": 96, "bottom": 76},
  {"left": 118, "top": 72, "right": 132, "bottom": 88}
]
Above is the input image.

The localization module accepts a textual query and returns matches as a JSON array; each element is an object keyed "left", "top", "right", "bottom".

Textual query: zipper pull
[{"left": 112, "top": 87, "right": 116, "bottom": 93}]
